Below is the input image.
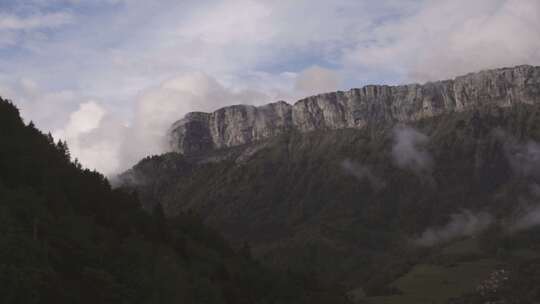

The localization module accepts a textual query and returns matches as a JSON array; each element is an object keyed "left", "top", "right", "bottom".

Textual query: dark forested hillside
[
  {"left": 122, "top": 104, "right": 540, "bottom": 303},
  {"left": 0, "top": 97, "right": 348, "bottom": 304}
]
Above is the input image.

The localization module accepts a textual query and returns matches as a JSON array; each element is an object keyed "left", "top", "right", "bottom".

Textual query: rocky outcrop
[
  {"left": 169, "top": 101, "right": 292, "bottom": 154},
  {"left": 169, "top": 65, "right": 540, "bottom": 155}
]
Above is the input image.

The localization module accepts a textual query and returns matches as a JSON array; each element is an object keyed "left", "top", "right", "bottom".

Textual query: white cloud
[
  {"left": 53, "top": 72, "right": 272, "bottom": 175},
  {"left": 124, "top": 72, "right": 269, "bottom": 155},
  {"left": 55, "top": 102, "right": 105, "bottom": 139},
  {"left": 53, "top": 101, "right": 127, "bottom": 174},
  {"left": 345, "top": 0, "right": 540, "bottom": 82}
]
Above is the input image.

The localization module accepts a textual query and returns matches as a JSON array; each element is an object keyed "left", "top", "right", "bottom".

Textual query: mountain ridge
[
  {"left": 169, "top": 65, "right": 540, "bottom": 155},
  {"left": 121, "top": 66, "right": 540, "bottom": 303},
  {"left": 123, "top": 102, "right": 540, "bottom": 302}
]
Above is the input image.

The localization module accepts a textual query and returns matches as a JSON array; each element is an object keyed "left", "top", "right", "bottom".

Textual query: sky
[{"left": 1, "top": 0, "right": 539, "bottom": 175}]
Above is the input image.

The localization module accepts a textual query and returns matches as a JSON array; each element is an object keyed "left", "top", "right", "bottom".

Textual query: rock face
[
  {"left": 169, "top": 101, "right": 292, "bottom": 154},
  {"left": 169, "top": 65, "right": 540, "bottom": 155}
]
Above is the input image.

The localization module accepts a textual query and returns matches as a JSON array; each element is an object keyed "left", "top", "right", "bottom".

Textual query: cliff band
[{"left": 169, "top": 65, "right": 540, "bottom": 155}]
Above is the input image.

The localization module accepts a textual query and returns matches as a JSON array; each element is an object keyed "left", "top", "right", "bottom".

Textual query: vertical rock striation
[{"left": 169, "top": 65, "right": 540, "bottom": 155}]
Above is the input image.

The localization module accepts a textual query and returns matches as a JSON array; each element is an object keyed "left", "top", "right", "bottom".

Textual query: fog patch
[
  {"left": 508, "top": 204, "right": 540, "bottom": 233},
  {"left": 506, "top": 184, "right": 540, "bottom": 233},
  {"left": 415, "top": 210, "right": 493, "bottom": 247},
  {"left": 500, "top": 135, "right": 540, "bottom": 180},
  {"left": 493, "top": 131, "right": 540, "bottom": 232},
  {"left": 341, "top": 159, "right": 386, "bottom": 191},
  {"left": 391, "top": 125, "right": 434, "bottom": 179}
]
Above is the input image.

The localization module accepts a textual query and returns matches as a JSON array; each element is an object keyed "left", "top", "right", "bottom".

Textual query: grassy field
[
  {"left": 366, "top": 259, "right": 498, "bottom": 304},
  {"left": 358, "top": 239, "right": 498, "bottom": 304},
  {"left": 439, "top": 238, "right": 482, "bottom": 256}
]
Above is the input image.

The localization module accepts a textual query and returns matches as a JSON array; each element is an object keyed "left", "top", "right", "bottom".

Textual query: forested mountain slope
[
  {"left": 0, "top": 97, "right": 347, "bottom": 304},
  {"left": 122, "top": 103, "right": 540, "bottom": 303}
]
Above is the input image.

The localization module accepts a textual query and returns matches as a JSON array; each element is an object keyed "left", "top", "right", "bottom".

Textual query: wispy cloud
[
  {"left": 0, "top": 12, "right": 73, "bottom": 31},
  {"left": 415, "top": 210, "right": 494, "bottom": 247}
]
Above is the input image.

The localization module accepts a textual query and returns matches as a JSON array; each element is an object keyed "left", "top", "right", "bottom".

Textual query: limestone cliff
[{"left": 169, "top": 65, "right": 540, "bottom": 155}]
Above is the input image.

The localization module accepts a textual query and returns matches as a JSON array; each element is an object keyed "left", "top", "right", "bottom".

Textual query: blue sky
[{"left": 1, "top": 0, "right": 539, "bottom": 174}]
